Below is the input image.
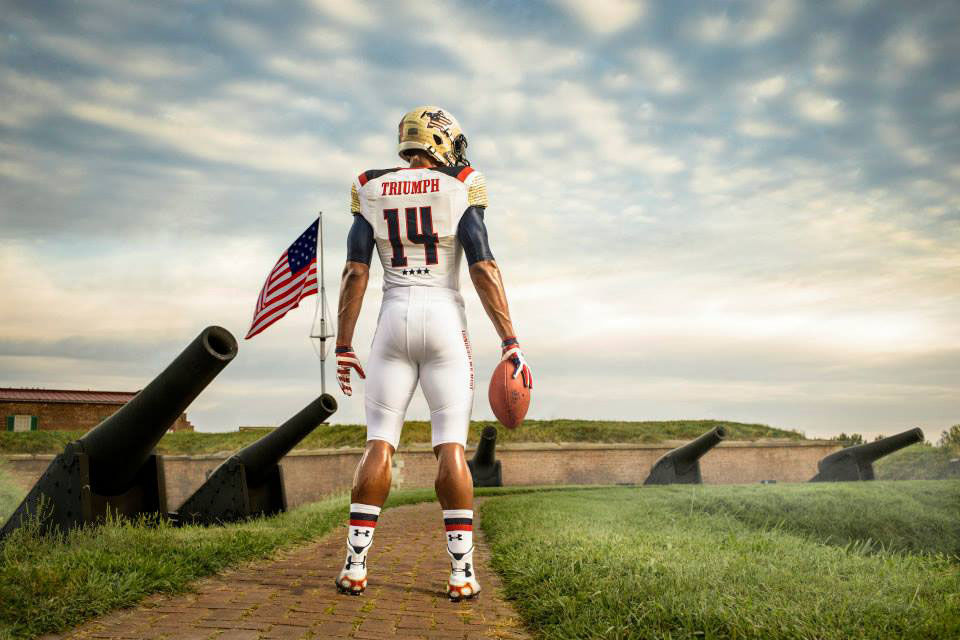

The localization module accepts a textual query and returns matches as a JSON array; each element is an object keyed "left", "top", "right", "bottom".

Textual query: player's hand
[
  {"left": 335, "top": 346, "right": 365, "bottom": 396},
  {"left": 501, "top": 337, "right": 532, "bottom": 389}
]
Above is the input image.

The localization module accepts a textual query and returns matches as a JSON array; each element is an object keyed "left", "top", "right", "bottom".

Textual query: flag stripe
[
  {"left": 262, "top": 270, "right": 310, "bottom": 308},
  {"left": 248, "top": 281, "right": 316, "bottom": 336},
  {"left": 246, "top": 283, "right": 317, "bottom": 339},
  {"left": 258, "top": 273, "right": 311, "bottom": 318}
]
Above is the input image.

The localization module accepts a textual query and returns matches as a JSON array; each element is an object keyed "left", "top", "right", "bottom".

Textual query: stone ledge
[{"left": 0, "top": 439, "right": 835, "bottom": 462}]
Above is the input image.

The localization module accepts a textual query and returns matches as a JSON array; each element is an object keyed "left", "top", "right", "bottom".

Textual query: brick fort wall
[
  {"left": 0, "top": 401, "right": 193, "bottom": 432},
  {"left": 2, "top": 441, "right": 840, "bottom": 511}
]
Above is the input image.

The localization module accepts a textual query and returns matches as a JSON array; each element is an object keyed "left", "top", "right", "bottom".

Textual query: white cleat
[
  {"left": 446, "top": 547, "right": 481, "bottom": 601},
  {"left": 336, "top": 542, "right": 369, "bottom": 595}
]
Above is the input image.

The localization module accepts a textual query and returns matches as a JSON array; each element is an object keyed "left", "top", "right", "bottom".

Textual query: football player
[{"left": 334, "top": 106, "right": 532, "bottom": 600}]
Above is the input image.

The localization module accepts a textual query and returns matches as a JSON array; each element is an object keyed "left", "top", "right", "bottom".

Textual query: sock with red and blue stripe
[
  {"left": 347, "top": 503, "right": 380, "bottom": 555},
  {"left": 443, "top": 509, "right": 474, "bottom": 557}
]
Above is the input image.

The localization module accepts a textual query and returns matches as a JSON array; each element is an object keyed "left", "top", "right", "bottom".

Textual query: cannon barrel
[
  {"left": 643, "top": 426, "right": 726, "bottom": 485},
  {"left": 668, "top": 426, "right": 726, "bottom": 465},
  {"left": 810, "top": 427, "right": 924, "bottom": 482},
  {"left": 847, "top": 427, "right": 924, "bottom": 461},
  {"left": 78, "top": 325, "right": 237, "bottom": 495},
  {"left": 234, "top": 394, "right": 337, "bottom": 477},
  {"left": 473, "top": 425, "right": 498, "bottom": 466},
  {"left": 467, "top": 425, "right": 502, "bottom": 487},
  {"left": 173, "top": 394, "right": 338, "bottom": 525}
]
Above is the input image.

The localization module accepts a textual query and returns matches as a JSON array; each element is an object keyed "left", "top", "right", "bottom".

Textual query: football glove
[
  {"left": 335, "top": 346, "right": 366, "bottom": 396},
  {"left": 501, "top": 337, "right": 532, "bottom": 389}
]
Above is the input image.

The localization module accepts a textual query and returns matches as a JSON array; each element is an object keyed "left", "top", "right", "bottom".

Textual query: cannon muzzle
[
  {"left": 810, "top": 427, "right": 924, "bottom": 482},
  {"left": 174, "top": 393, "right": 338, "bottom": 525},
  {"left": 1, "top": 326, "right": 238, "bottom": 539},
  {"left": 643, "top": 426, "right": 727, "bottom": 485},
  {"left": 468, "top": 425, "right": 502, "bottom": 487}
]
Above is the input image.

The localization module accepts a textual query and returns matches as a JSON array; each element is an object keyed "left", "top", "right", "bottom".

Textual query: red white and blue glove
[
  {"left": 501, "top": 337, "right": 532, "bottom": 389},
  {"left": 335, "top": 346, "right": 365, "bottom": 396}
]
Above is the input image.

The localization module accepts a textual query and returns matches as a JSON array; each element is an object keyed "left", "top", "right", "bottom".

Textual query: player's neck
[{"left": 407, "top": 154, "right": 439, "bottom": 169}]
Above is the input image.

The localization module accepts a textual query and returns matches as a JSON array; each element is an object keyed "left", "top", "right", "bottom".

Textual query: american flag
[{"left": 245, "top": 218, "right": 319, "bottom": 339}]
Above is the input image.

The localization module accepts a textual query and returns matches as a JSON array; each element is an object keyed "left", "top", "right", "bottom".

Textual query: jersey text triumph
[{"left": 380, "top": 178, "right": 441, "bottom": 196}]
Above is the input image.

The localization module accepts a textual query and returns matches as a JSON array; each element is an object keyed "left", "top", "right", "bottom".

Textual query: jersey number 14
[{"left": 383, "top": 207, "right": 439, "bottom": 267}]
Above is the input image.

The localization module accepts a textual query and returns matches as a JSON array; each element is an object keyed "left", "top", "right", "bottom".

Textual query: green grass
[
  {"left": 0, "top": 419, "right": 802, "bottom": 455},
  {"left": 0, "top": 485, "right": 588, "bottom": 640},
  {"left": 0, "top": 462, "right": 26, "bottom": 524},
  {"left": 664, "top": 480, "right": 960, "bottom": 557},
  {"left": 875, "top": 443, "right": 959, "bottom": 480},
  {"left": 481, "top": 482, "right": 960, "bottom": 640},
  {"left": 0, "top": 495, "right": 348, "bottom": 640}
]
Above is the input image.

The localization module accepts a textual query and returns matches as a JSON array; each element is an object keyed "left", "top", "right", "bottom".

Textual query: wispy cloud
[
  {"left": 793, "top": 91, "right": 845, "bottom": 123},
  {"left": 551, "top": 0, "right": 645, "bottom": 35},
  {"left": 685, "top": 0, "right": 796, "bottom": 45}
]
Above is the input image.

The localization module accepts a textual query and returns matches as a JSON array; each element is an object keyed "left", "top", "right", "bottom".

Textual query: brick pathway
[{"left": 46, "top": 502, "right": 529, "bottom": 640}]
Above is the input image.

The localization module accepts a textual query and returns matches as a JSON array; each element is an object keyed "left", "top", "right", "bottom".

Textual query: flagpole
[{"left": 318, "top": 211, "right": 328, "bottom": 395}]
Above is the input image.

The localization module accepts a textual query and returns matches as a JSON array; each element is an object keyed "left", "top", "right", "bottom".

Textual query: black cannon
[
  {"left": 810, "top": 427, "right": 924, "bottom": 482},
  {"left": 643, "top": 426, "right": 727, "bottom": 485},
  {"left": 174, "top": 393, "right": 337, "bottom": 525},
  {"left": 467, "top": 425, "right": 502, "bottom": 487},
  {"left": 0, "top": 326, "right": 238, "bottom": 539}
]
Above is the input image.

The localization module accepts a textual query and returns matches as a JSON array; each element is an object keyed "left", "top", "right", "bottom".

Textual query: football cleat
[
  {"left": 336, "top": 542, "right": 370, "bottom": 595},
  {"left": 398, "top": 106, "right": 469, "bottom": 167},
  {"left": 446, "top": 546, "right": 481, "bottom": 601}
]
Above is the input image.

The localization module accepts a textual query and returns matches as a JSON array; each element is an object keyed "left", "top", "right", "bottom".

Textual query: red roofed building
[{"left": 1, "top": 388, "right": 194, "bottom": 432}]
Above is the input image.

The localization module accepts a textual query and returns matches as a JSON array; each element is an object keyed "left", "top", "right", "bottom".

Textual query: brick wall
[
  {"left": 2, "top": 441, "right": 840, "bottom": 511},
  {"left": 0, "top": 401, "right": 193, "bottom": 432}
]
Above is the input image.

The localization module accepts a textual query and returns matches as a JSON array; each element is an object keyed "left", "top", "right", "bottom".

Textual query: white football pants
[{"left": 365, "top": 286, "right": 475, "bottom": 449}]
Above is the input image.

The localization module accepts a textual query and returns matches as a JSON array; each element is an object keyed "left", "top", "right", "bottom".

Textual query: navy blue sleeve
[
  {"left": 346, "top": 214, "right": 375, "bottom": 265},
  {"left": 457, "top": 206, "right": 495, "bottom": 266}
]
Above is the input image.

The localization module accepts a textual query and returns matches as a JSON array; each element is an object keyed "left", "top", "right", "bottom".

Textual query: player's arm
[
  {"left": 459, "top": 207, "right": 532, "bottom": 388},
  {"left": 335, "top": 213, "right": 374, "bottom": 396}
]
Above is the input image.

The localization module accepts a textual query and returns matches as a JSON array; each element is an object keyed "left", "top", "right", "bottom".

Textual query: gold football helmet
[{"left": 398, "top": 106, "right": 469, "bottom": 166}]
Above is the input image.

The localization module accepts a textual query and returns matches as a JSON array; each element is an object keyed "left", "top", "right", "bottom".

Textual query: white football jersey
[{"left": 351, "top": 166, "right": 488, "bottom": 292}]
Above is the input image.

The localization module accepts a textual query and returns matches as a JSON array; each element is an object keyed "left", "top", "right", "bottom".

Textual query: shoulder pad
[
  {"left": 430, "top": 165, "right": 476, "bottom": 183},
  {"left": 357, "top": 168, "right": 401, "bottom": 186}
]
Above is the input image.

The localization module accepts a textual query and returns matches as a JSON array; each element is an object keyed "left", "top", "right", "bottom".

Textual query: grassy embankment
[
  {"left": 875, "top": 443, "right": 958, "bottom": 480},
  {"left": 0, "top": 485, "right": 587, "bottom": 640},
  {"left": 482, "top": 481, "right": 960, "bottom": 640},
  {"left": 0, "top": 419, "right": 802, "bottom": 456}
]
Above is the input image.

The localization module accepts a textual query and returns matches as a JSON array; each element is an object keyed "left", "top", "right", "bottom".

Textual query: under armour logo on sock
[
  {"left": 353, "top": 529, "right": 371, "bottom": 537},
  {"left": 448, "top": 533, "right": 464, "bottom": 541}
]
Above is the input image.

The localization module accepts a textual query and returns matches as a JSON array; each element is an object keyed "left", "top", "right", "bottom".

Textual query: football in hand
[{"left": 488, "top": 359, "right": 530, "bottom": 429}]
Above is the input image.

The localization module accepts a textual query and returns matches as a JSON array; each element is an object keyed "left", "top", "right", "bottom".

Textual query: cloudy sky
[{"left": 2, "top": 0, "right": 958, "bottom": 439}]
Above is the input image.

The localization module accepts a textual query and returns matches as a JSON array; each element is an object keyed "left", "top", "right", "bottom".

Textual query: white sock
[
  {"left": 347, "top": 503, "right": 380, "bottom": 556},
  {"left": 443, "top": 508, "right": 474, "bottom": 559}
]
